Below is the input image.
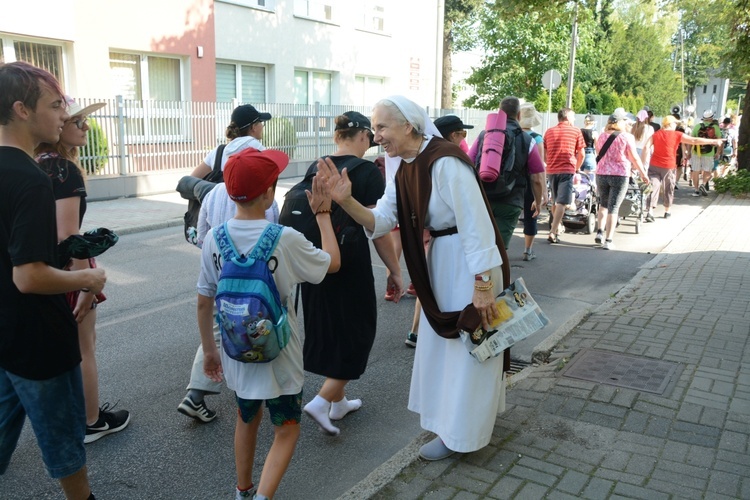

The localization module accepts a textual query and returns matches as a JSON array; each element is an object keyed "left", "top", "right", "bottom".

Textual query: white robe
[{"left": 368, "top": 138, "right": 506, "bottom": 453}]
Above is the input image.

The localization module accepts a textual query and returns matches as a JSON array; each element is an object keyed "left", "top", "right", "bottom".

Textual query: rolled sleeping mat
[{"left": 479, "top": 109, "right": 507, "bottom": 182}]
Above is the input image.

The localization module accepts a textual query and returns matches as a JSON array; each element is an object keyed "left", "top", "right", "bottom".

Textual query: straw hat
[{"left": 519, "top": 104, "right": 542, "bottom": 129}]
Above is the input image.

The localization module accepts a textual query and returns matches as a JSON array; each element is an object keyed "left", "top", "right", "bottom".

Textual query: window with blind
[
  {"left": 216, "top": 63, "right": 266, "bottom": 102},
  {"left": 294, "top": 69, "right": 332, "bottom": 133},
  {"left": 108, "top": 51, "right": 185, "bottom": 141},
  {"left": 354, "top": 76, "right": 385, "bottom": 106},
  {"left": 0, "top": 37, "right": 65, "bottom": 86}
]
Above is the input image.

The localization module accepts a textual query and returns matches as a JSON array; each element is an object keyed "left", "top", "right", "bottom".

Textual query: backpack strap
[
  {"left": 213, "top": 144, "right": 226, "bottom": 174},
  {"left": 305, "top": 155, "right": 370, "bottom": 178},
  {"left": 213, "top": 222, "right": 239, "bottom": 265},
  {"left": 596, "top": 132, "right": 620, "bottom": 163},
  {"left": 249, "top": 223, "right": 284, "bottom": 262}
]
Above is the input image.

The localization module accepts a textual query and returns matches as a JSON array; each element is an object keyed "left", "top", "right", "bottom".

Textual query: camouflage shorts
[{"left": 235, "top": 391, "right": 303, "bottom": 426}]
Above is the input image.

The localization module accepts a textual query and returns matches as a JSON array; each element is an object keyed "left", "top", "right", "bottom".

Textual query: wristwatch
[{"left": 475, "top": 273, "right": 491, "bottom": 283}]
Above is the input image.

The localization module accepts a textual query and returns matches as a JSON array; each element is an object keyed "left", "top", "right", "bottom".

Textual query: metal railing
[{"left": 75, "top": 96, "right": 609, "bottom": 177}]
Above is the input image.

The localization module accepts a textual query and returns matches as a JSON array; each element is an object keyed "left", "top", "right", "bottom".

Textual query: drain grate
[
  {"left": 560, "top": 348, "right": 680, "bottom": 395},
  {"left": 506, "top": 358, "right": 531, "bottom": 375}
]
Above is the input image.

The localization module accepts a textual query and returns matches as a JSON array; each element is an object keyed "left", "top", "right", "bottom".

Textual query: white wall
[{"left": 214, "top": 0, "right": 442, "bottom": 107}]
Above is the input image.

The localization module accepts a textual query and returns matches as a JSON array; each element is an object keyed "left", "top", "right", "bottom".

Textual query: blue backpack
[{"left": 213, "top": 222, "right": 290, "bottom": 363}]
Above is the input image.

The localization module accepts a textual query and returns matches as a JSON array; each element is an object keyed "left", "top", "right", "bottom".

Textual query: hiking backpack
[
  {"left": 278, "top": 156, "right": 369, "bottom": 249},
  {"left": 213, "top": 222, "right": 290, "bottom": 363},
  {"left": 474, "top": 126, "right": 530, "bottom": 199},
  {"left": 697, "top": 122, "right": 717, "bottom": 155},
  {"left": 184, "top": 144, "right": 225, "bottom": 245}
]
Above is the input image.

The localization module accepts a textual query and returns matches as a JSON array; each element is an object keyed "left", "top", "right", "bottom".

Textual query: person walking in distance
[
  {"left": 689, "top": 110, "right": 722, "bottom": 197},
  {"left": 519, "top": 103, "right": 548, "bottom": 261},
  {"left": 543, "top": 108, "right": 585, "bottom": 244},
  {"left": 0, "top": 61, "right": 107, "bottom": 500}
]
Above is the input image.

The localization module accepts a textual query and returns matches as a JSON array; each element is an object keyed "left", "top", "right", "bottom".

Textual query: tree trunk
[
  {"left": 738, "top": 80, "right": 750, "bottom": 171},
  {"left": 441, "top": 28, "right": 453, "bottom": 109}
]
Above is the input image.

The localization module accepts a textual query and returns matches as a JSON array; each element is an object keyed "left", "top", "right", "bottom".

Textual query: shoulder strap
[
  {"left": 596, "top": 132, "right": 620, "bottom": 163},
  {"left": 249, "top": 223, "right": 284, "bottom": 262},
  {"left": 213, "top": 222, "right": 239, "bottom": 265},
  {"left": 306, "top": 156, "right": 370, "bottom": 179},
  {"left": 213, "top": 144, "right": 226, "bottom": 174}
]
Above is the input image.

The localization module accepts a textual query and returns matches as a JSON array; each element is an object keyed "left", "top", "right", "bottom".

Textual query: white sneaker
[{"left": 602, "top": 239, "right": 615, "bottom": 250}]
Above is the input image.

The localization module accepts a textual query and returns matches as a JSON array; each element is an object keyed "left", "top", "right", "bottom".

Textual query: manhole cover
[{"left": 560, "top": 348, "right": 680, "bottom": 395}]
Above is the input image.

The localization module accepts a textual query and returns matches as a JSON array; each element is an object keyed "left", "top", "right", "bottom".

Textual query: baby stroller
[
  {"left": 617, "top": 177, "right": 649, "bottom": 234},
  {"left": 561, "top": 171, "right": 598, "bottom": 234}
]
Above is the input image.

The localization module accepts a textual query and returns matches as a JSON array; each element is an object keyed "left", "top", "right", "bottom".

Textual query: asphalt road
[{"left": 2, "top": 183, "right": 713, "bottom": 499}]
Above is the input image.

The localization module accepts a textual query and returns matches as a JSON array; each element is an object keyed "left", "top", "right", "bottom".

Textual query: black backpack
[
  {"left": 475, "top": 125, "right": 530, "bottom": 199},
  {"left": 183, "top": 144, "right": 225, "bottom": 245},
  {"left": 697, "top": 122, "right": 718, "bottom": 154},
  {"left": 279, "top": 156, "right": 369, "bottom": 250}
]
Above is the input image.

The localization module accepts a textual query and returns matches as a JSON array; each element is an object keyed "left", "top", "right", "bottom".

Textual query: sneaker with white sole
[
  {"left": 178, "top": 395, "right": 217, "bottom": 423},
  {"left": 405, "top": 332, "right": 418, "bottom": 348},
  {"left": 594, "top": 230, "right": 603, "bottom": 245},
  {"left": 602, "top": 239, "right": 615, "bottom": 250},
  {"left": 85, "top": 403, "right": 130, "bottom": 444},
  {"left": 699, "top": 184, "right": 708, "bottom": 196},
  {"left": 523, "top": 250, "right": 536, "bottom": 261}
]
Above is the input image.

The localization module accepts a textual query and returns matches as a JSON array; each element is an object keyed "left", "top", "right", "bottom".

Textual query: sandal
[{"left": 547, "top": 233, "right": 560, "bottom": 244}]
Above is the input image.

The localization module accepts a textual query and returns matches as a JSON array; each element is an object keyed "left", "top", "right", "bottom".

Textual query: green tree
[
  {"left": 442, "top": 0, "right": 484, "bottom": 108},
  {"left": 572, "top": 85, "right": 587, "bottom": 113}
]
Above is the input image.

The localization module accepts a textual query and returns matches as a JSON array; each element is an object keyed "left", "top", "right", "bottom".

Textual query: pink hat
[{"left": 636, "top": 110, "right": 649, "bottom": 122}]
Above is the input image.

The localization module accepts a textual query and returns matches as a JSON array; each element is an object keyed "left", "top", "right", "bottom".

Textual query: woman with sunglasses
[{"left": 36, "top": 97, "right": 131, "bottom": 444}]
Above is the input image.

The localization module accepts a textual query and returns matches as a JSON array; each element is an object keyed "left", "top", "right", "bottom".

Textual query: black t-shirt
[
  {"left": 0, "top": 147, "right": 80, "bottom": 380},
  {"left": 36, "top": 153, "right": 87, "bottom": 228}
]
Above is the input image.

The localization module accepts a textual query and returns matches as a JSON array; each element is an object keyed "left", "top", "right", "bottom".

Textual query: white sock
[
  {"left": 303, "top": 395, "right": 340, "bottom": 436},
  {"left": 329, "top": 397, "right": 362, "bottom": 421}
]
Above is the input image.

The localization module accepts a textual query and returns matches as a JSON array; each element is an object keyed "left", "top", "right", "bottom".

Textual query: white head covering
[{"left": 376, "top": 95, "right": 442, "bottom": 184}]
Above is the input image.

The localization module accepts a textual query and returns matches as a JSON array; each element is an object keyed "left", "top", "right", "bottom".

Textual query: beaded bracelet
[{"left": 316, "top": 209, "right": 332, "bottom": 215}]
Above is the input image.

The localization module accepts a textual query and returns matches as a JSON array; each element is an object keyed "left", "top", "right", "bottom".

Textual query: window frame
[
  {"left": 293, "top": 0, "right": 337, "bottom": 25},
  {"left": 357, "top": 3, "right": 388, "bottom": 34},
  {"left": 215, "top": 0, "right": 275, "bottom": 12},
  {"left": 109, "top": 50, "right": 187, "bottom": 144},
  {"left": 215, "top": 61, "right": 268, "bottom": 103},
  {"left": 0, "top": 34, "right": 67, "bottom": 87},
  {"left": 293, "top": 69, "right": 334, "bottom": 137}
]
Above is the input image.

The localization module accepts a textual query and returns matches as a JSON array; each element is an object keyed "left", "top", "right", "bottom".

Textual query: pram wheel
[{"left": 586, "top": 212, "right": 596, "bottom": 234}]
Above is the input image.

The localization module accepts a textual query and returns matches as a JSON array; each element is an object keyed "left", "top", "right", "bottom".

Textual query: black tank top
[{"left": 580, "top": 128, "right": 595, "bottom": 148}]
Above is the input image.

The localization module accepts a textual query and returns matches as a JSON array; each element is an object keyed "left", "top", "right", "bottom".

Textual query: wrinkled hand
[
  {"left": 203, "top": 348, "right": 223, "bottom": 383},
  {"left": 73, "top": 291, "right": 96, "bottom": 322},
  {"left": 307, "top": 172, "right": 332, "bottom": 214},
  {"left": 317, "top": 156, "right": 352, "bottom": 205},
  {"left": 473, "top": 288, "right": 499, "bottom": 331},
  {"left": 386, "top": 274, "right": 405, "bottom": 304}
]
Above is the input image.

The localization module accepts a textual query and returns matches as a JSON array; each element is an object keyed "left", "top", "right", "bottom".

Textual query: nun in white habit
[{"left": 318, "top": 95, "right": 506, "bottom": 460}]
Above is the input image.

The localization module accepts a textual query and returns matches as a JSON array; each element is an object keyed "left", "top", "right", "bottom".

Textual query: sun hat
[
  {"left": 519, "top": 104, "right": 543, "bottom": 129},
  {"left": 702, "top": 109, "right": 715, "bottom": 120},
  {"left": 433, "top": 115, "right": 474, "bottom": 136},
  {"left": 65, "top": 96, "right": 106, "bottom": 118},
  {"left": 231, "top": 104, "right": 272, "bottom": 130},
  {"left": 608, "top": 108, "right": 636, "bottom": 124},
  {"left": 224, "top": 148, "right": 289, "bottom": 202}
]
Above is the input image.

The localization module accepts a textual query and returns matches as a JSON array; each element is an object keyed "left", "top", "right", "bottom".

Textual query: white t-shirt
[
  {"left": 203, "top": 136, "right": 265, "bottom": 172},
  {"left": 197, "top": 219, "right": 330, "bottom": 400},
  {"left": 196, "top": 183, "right": 279, "bottom": 247}
]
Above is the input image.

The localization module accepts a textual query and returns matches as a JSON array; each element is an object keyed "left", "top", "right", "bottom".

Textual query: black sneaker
[
  {"left": 699, "top": 184, "right": 708, "bottom": 196},
  {"left": 691, "top": 190, "right": 701, "bottom": 197},
  {"left": 85, "top": 403, "right": 130, "bottom": 444},
  {"left": 405, "top": 332, "right": 418, "bottom": 348},
  {"left": 178, "top": 395, "right": 217, "bottom": 423}
]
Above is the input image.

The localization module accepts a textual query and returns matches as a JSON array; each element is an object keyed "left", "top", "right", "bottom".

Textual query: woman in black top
[
  {"left": 35, "top": 98, "right": 131, "bottom": 444},
  {"left": 580, "top": 114, "right": 599, "bottom": 171}
]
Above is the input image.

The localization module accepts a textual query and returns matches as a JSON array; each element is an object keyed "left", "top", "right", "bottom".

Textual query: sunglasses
[{"left": 70, "top": 118, "right": 88, "bottom": 130}]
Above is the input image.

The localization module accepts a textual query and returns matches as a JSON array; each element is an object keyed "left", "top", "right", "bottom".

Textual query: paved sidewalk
[
  {"left": 344, "top": 193, "right": 750, "bottom": 499},
  {"left": 81, "top": 192, "right": 187, "bottom": 235}
]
